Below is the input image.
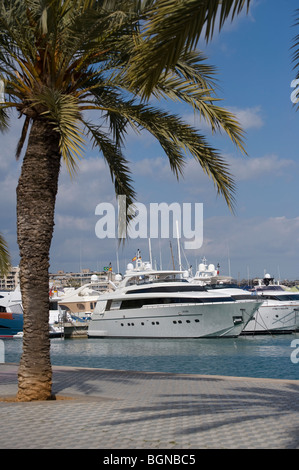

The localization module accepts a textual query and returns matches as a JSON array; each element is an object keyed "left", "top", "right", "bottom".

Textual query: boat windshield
[
  {"left": 255, "top": 286, "right": 284, "bottom": 292},
  {"left": 208, "top": 283, "right": 240, "bottom": 289},
  {"left": 126, "top": 273, "right": 189, "bottom": 287},
  {"left": 128, "top": 284, "right": 207, "bottom": 294},
  {"left": 260, "top": 293, "right": 299, "bottom": 301}
]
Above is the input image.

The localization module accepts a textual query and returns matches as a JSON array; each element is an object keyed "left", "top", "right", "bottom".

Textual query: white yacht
[
  {"left": 88, "top": 256, "right": 261, "bottom": 339},
  {"left": 242, "top": 274, "right": 299, "bottom": 334},
  {"left": 190, "top": 261, "right": 299, "bottom": 334}
]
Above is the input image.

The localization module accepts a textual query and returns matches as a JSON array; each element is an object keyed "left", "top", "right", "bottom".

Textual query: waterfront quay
[{"left": 0, "top": 363, "right": 299, "bottom": 449}]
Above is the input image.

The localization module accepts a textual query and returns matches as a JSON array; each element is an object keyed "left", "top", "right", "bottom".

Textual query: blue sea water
[{"left": 2, "top": 333, "right": 299, "bottom": 380}]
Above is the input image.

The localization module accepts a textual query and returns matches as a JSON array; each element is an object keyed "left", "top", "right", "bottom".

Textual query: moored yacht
[
  {"left": 242, "top": 274, "right": 299, "bottom": 334},
  {"left": 0, "top": 286, "right": 23, "bottom": 338},
  {"left": 88, "top": 254, "right": 261, "bottom": 339},
  {"left": 190, "top": 260, "right": 299, "bottom": 334}
]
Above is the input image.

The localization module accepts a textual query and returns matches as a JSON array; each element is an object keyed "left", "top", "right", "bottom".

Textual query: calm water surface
[{"left": 2, "top": 334, "right": 299, "bottom": 380}]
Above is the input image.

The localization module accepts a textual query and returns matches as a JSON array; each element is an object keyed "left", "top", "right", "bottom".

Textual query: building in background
[
  {"left": 49, "top": 267, "right": 115, "bottom": 288},
  {"left": 0, "top": 266, "right": 20, "bottom": 291}
]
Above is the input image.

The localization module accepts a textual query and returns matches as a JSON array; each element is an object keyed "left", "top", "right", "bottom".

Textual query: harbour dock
[
  {"left": 63, "top": 321, "right": 89, "bottom": 338},
  {"left": 0, "top": 363, "right": 299, "bottom": 449}
]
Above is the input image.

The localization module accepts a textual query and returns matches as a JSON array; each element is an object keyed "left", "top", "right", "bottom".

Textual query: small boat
[
  {"left": 88, "top": 253, "right": 261, "bottom": 339},
  {"left": 0, "top": 286, "right": 67, "bottom": 339},
  {"left": 49, "top": 293, "right": 65, "bottom": 337},
  {"left": 0, "top": 286, "right": 23, "bottom": 338}
]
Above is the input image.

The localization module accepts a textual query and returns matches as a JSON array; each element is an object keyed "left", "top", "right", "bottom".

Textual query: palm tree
[
  {"left": 0, "top": 0, "right": 247, "bottom": 401},
  {"left": 0, "top": 233, "right": 10, "bottom": 276}
]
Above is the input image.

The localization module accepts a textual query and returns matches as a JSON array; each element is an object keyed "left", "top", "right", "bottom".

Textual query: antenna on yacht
[
  {"left": 176, "top": 220, "right": 182, "bottom": 271},
  {"left": 169, "top": 241, "right": 175, "bottom": 270},
  {"left": 116, "top": 249, "right": 120, "bottom": 274},
  {"left": 227, "top": 244, "right": 231, "bottom": 278},
  {"left": 148, "top": 238, "right": 153, "bottom": 267},
  {"left": 159, "top": 240, "right": 162, "bottom": 270}
]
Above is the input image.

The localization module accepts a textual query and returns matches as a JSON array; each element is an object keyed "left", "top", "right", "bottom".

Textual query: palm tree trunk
[{"left": 16, "top": 118, "right": 61, "bottom": 401}]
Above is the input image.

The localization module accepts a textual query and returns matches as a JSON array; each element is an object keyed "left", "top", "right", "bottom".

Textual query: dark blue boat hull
[{"left": 0, "top": 312, "right": 23, "bottom": 338}]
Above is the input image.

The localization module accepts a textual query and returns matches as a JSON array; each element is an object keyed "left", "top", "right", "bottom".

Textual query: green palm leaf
[
  {"left": 0, "top": 233, "right": 10, "bottom": 277},
  {"left": 127, "top": 0, "right": 251, "bottom": 97}
]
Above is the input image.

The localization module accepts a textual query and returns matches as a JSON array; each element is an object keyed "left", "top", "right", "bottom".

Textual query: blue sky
[{"left": 2, "top": 0, "right": 299, "bottom": 281}]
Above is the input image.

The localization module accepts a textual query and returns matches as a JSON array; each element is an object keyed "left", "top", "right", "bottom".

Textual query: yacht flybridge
[{"left": 88, "top": 255, "right": 261, "bottom": 339}]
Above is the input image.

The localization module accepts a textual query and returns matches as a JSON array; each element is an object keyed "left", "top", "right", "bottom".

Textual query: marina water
[{"left": 3, "top": 334, "right": 299, "bottom": 380}]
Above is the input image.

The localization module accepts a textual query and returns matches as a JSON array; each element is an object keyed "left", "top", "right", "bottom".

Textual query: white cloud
[
  {"left": 226, "top": 153, "right": 294, "bottom": 181},
  {"left": 55, "top": 214, "right": 94, "bottom": 232},
  {"left": 197, "top": 215, "right": 299, "bottom": 280},
  {"left": 228, "top": 106, "right": 264, "bottom": 130}
]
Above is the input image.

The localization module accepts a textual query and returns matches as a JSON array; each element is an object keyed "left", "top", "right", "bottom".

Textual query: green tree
[{"left": 0, "top": 0, "right": 248, "bottom": 401}]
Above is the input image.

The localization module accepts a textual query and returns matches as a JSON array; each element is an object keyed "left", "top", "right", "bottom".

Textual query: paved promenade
[{"left": 0, "top": 363, "right": 299, "bottom": 450}]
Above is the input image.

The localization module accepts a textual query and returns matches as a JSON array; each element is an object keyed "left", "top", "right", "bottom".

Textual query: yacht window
[
  {"left": 128, "top": 285, "right": 206, "bottom": 294},
  {"left": 271, "top": 294, "right": 299, "bottom": 301},
  {"left": 231, "top": 295, "right": 257, "bottom": 300},
  {"left": 110, "top": 300, "right": 121, "bottom": 310},
  {"left": 59, "top": 304, "right": 70, "bottom": 312},
  {"left": 119, "top": 296, "right": 234, "bottom": 310}
]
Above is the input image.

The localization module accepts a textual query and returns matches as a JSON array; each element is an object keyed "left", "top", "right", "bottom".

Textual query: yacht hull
[
  {"left": 88, "top": 300, "right": 260, "bottom": 338},
  {"left": 0, "top": 312, "right": 23, "bottom": 338},
  {"left": 242, "top": 301, "right": 299, "bottom": 334}
]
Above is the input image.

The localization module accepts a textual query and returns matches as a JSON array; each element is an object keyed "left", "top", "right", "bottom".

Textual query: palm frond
[
  {"left": 94, "top": 97, "right": 236, "bottom": 210},
  {"left": 0, "top": 106, "right": 10, "bottom": 132},
  {"left": 0, "top": 233, "right": 11, "bottom": 277},
  {"left": 84, "top": 120, "right": 136, "bottom": 205},
  {"left": 154, "top": 74, "right": 246, "bottom": 155},
  {"left": 84, "top": 120, "right": 137, "bottom": 237},
  {"left": 291, "top": 8, "right": 299, "bottom": 110},
  {"left": 127, "top": 0, "right": 251, "bottom": 97},
  {"left": 35, "top": 89, "right": 86, "bottom": 175}
]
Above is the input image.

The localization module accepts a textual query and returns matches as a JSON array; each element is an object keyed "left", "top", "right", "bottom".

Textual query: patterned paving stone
[{"left": 0, "top": 364, "right": 299, "bottom": 449}]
